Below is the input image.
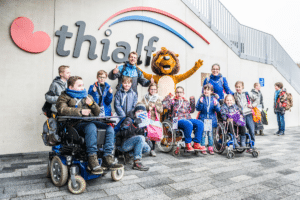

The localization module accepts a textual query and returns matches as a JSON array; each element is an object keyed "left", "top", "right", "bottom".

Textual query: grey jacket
[
  {"left": 114, "top": 87, "right": 138, "bottom": 117},
  {"left": 45, "top": 76, "right": 67, "bottom": 113},
  {"left": 234, "top": 92, "right": 253, "bottom": 116},
  {"left": 251, "top": 89, "right": 264, "bottom": 110}
]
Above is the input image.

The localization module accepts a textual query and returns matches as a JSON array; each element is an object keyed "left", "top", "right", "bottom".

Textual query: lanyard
[
  {"left": 176, "top": 99, "right": 184, "bottom": 115},
  {"left": 122, "top": 94, "right": 127, "bottom": 107},
  {"left": 206, "top": 96, "right": 211, "bottom": 118},
  {"left": 97, "top": 84, "right": 103, "bottom": 96},
  {"left": 74, "top": 98, "right": 81, "bottom": 108},
  {"left": 144, "top": 97, "right": 149, "bottom": 106}
]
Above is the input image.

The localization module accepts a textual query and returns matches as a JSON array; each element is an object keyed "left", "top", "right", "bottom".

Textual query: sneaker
[
  {"left": 255, "top": 131, "right": 258, "bottom": 136},
  {"left": 274, "top": 131, "right": 279, "bottom": 135},
  {"left": 260, "top": 130, "right": 264, "bottom": 136},
  {"left": 88, "top": 154, "right": 103, "bottom": 175},
  {"left": 102, "top": 155, "right": 124, "bottom": 170},
  {"left": 278, "top": 131, "right": 284, "bottom": 136},
  {"left": 133, "top": 160, "right": 149, "bottom": 171},
  {"left": 150, "top": 150, "right": 156, "bottom": 157},
  {"left": 193, "top": 143, "right": 206, "bottom": 151},
  {"left": 208, "top": 146, "right": 214, "bottom": 155},
  {"left": 201, "top": 150, "right": 207, "bottom": 155},
  {"left": 185, "top": 143, "right": 195, "bottom": 152}
]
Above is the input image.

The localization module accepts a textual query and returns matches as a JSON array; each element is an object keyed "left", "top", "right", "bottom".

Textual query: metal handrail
[{"left": 182, "top": 0, "right": 300, "bottom": 94}]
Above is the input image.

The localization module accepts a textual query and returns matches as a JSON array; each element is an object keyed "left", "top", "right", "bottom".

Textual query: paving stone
[
  {"left": 169, "top": 176, "right": 211, "bottom": 190},
  {"left": 17, "top": 187, "right": 59, "bottom": 197},
  {"left": 277, "top": 169, "right": 298, "bottom": 175},
  {"left": 0, "top": 188, "right": 3, "bottom": 194},
  {"left": 188, "top": 188, "right": 222, "bottom": 200},
  {"left": 98, "top": 196, "right": 120, "bottom": 200},
  {"left": 165, "top": 188, "right": 193, "bottom": 199},
  {"left": 120, "top": 174, "right": 139, "bottom": 181},
  {"left": 87, "top": 181, "right": 123, "bottom": 191},
  {"left": 209, "top": 179, "right": 236, "bottom": 188},
  {"left": 245, "top": 189, "right": 285, "bottom": 200},
  {"left": 189, "top": 183, "right": 216, "bottom": 193},
  {"left": 63, "top": 190, "right": 107, "bottom": 200},
  {"left": 104, "top": 183, "right": 143, "bottom": 195},
  {"left": 261, "top": 177, "right": 291, "bottom": 188},
  {"left": 117, "top": 188, "right": 170, "bottom": 200},
  {"left": 0, "top": 193, "right": 17, "bottom": 199},
  {"left": 45, "top": 190, "right": 70, "bottom": 198},
  {"left": 281, "top": 195, "right": 300, "bottom": 200},
  {"left": 230, "top": 175, "right": 252, "bottom": 182},
  {"left": 135, "top": 171, "right": 159, "bottom": 178},
  {"left": 278, "top": 184, "right": 300, "bottom": 195},
  {"left": 169, "top": 172, "right": 204, "bottom": 182},
  {"left": 4, "top": 183, "right": 46, "bottom": 195},
  {"left": 11, "top": 194, "right": 45, "bottom": 200},
  {"left": 138, "top": 177, "right": 175, "bottom": 189},
  {"left": 121, "top": 176, "right": 155, "bottom": 185},
  {"left": 236, "top": 184, "right": 272, "bottom": 195}
]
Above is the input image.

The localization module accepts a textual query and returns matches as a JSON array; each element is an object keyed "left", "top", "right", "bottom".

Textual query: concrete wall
[{"left": 0, "top": 0, "right": 298, "bottom": 154}]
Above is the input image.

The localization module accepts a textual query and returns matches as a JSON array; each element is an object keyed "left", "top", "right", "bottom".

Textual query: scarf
[
  {"left": 66, "top": 88, "right": 88, "bottom": 99},
  {"left": 275, "top": 90, "right": 281, "bottom": 103},
  {"left": 144, "top": 93, "right": 159, "bottom": 105}
]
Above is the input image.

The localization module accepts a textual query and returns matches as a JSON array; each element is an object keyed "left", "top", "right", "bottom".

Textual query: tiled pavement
[{"left": 1, "top": 127, "right": 300, "bottom": 200}]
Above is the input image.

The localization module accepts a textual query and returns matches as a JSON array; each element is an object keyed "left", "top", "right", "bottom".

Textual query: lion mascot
[{"left": 138, "top": 47, "right": 203, "bottom": 98}]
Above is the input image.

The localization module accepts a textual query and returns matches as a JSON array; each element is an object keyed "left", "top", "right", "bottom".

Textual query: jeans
[
  {"left": 178, "top": 119, "right": 204, "bottom": 144},
  {"left": 276, "top": 112, "right": 285, "bottom": 132},
  {"left": 201, "top": 131, "right": 213, "bottom": 147},
  {"left": 121, "top": 135, "right": 150, "bottom": 160},
  {"left": 244, "top": 114, "right": 255, "bottom": 142},
  {"left": 75, "top": 121, "right": 115, "bottom": 157}
]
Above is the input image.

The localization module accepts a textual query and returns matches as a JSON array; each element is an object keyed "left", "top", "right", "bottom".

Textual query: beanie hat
[{"left": 134, "top": 103, "right": 146, "bottom": 113}]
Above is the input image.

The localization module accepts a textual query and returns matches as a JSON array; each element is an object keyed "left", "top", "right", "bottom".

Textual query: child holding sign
[
  {"left": 162, "top": 86, "right": 204, "bottom": 152},
  {"left": 196, "top": 84, "right": 220, "bottom": 155}
]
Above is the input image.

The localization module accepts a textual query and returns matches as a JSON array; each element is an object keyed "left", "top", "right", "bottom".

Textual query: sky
[{"left": 219, "top": 0, "right": 300, "bottom": 64}]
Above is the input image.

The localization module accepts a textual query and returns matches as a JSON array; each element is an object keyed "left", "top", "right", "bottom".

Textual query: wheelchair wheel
[
  {"left": 235, "top": 148, "right": 246, "bottom": 154},
  {"left": 214, "top": 123, "right": 226, "bottom": 154},
  {"left": 50, "top": 156, "right": 68, "bottom": 187},
  {"left": 157, "top": 120, "right": 174, "bottom": 153},
  {"left": 252, "top": 150, "right": 259, "bottom": 158},
  {"left": 227, "top": 151, "right": 235, "bottom": 159},
  {"left": 172, "top": 147, "right": 181, "bottom": 157},
  {"left": 111, "top": 168, "right": 124, "bottom": 181},
  {"left": 46, "top": 160, "right": 50, "bottom": 178},
  {"left": 68, "top": 175, "right": 86, "bottom": 194}
]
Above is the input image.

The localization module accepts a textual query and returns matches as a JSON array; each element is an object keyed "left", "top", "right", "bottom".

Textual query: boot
[
  {"left": 260, "top": 130, "right": 264, "bottom": 136},
  {"left": 102, "top": 155, "right": 124, "bottom": 170},
  {"left": 133, "top": 160, "right": 149, "bottom": 171},
  {"left": 150, "top": 150, "right": 156, "bottom": 157},
  {"left": 208, "top": 146, "right": 214, "bottom": 155},
  {"left": 88, "top": 154, "right": 103, "bottom": 175},
  {"left": 185, "top": 143, "right": 195, "bottom": 152},
  {"left": 255, "top": 131, "right": 258, "bottom": 136},
  {"left": 193, "top": 142, "right": 206, "bottom": 151},
  {"left": 233, "top": 137, "right": 240, "bottom": 149},
  {"left": 278, "top": 131, "right": 284, "bottom": 136},
  {"left": 274, "top": 131, "right": 279, "bottom": 135},
  {"left": 240, "top": 136, "right": 246, "bottom": 148}
]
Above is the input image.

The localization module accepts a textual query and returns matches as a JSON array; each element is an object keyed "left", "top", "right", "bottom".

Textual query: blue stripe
[{"left": 109, "top": 15, "right": 194, "bottom": 48}]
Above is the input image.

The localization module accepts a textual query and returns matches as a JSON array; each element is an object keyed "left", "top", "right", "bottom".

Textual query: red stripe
[{"left": 99, "top": 7, "right": 210, "bottom": 45}]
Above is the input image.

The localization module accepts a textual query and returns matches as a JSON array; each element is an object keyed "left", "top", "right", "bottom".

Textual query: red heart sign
[{"left": 10, "top": 17, "right": 51, "bottom": 53}]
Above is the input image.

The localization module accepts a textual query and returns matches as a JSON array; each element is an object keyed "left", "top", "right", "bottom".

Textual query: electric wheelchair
[
  {"left": 214, "top": 121, "right": 259, "bottom": 159},
  {"left": 43, "top": 116, "right": 124, "bottom": 194}
]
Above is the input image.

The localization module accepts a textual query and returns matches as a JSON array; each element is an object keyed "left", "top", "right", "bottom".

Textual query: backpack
[
  {"left": 42, "top": 118, "right": 60, "bottom": 146},
  {"left": 42, "top": 90, "right": 55, "bottom": 118},
  {"left": 285, "top": 92, "right": 293, "bottom": 111}
]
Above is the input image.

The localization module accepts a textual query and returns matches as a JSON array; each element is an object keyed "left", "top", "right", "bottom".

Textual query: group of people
[{"left": 45, "top": 51, "right": 288, "bottom": 173}]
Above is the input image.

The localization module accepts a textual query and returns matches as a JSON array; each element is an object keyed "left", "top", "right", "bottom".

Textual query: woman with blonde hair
[{"left": 141, "top": 83, "right": 163, "bottom": 156}]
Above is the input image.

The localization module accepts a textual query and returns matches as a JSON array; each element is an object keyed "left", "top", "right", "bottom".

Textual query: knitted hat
[{"left": 134, "top": 103, "right": 146, "bottom": 113}]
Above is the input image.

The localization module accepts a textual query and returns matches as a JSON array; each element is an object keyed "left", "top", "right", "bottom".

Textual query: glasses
[
  {"left": 212, "top": 68, "right": 220, "bottom": 71},
  {"left": 98, "top": 76, "right": 107, "bottom": 79},
  {"left": 149, "top": 89, "right": 157, "bottom": 91},
  {"left": 175, "top": 92, "right": 184, "bottom": 94}
]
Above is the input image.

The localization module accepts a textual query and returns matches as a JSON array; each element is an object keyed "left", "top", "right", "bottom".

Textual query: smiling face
[
  {"left": 225, "top": 95, "right": 234, "bottom": 107},
  {"left": 97, "top": 74, "right": 107, "bottom": 85},
  {"left": 123, "top": 80, "right": 132, "bottom": 91},
  {"left": 211, "top": 64, "right": 220, "bottom": 76},
  {"left": 149, "top": 85, "right": 157, "bottom": 95},
  {"left": 235, "top": 83, "right": 243, "bottom": 94},
  {"left": 275, "top": 85, "right": 280, "bottom": 91},
  {"left": 152, "top": 47, "right": 180, "bottom": 76},
  {"left": 203, "top": 88, "right": 213, "bottom": 97},
  {"left": 255, "top": 84, "right": 261, "bottom": 91},
  {"left": 128, "top": 53, "right": 137, "bottom": 65},
  {"left": 70, "top": 79, "right": 84, "bottom": 91}
]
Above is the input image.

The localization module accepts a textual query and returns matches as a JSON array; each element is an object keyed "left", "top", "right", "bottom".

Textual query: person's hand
[
  {"left": 213, "top": 99, "right": 218, "bottom": 106},
  {"left": 81, "top": 109, "right": 91, "bottom": 116},
  {"left": 86, "top": 97, "right": 93, "bottom": 105},
  {"left": 151, "top": 76, "right": 154, "bottom": 83},
  {"left": 149, "top": 106, "right": 153, "bottom": 111},
  {"left": 109, "top": 87, "right": 113, "bottom": 93},
  {"left": 113, "top": 65, "right": 119, "bottom": 74},
  {"left": 200, "top": 97, "right": 204, "bottom": 103},
  {"left": 247, "top": 104, "right": 253, "bottom": 109},
  {"left": 190, "top": 96, "right": 195, "bottom": 100},
  {"left": 168, "top": 93, "right": 174, "bottom": 98},
  {"left": 93, "top": 85, "right": 97, "bottom": 92},
  {"left": 227, "top": 118, "right": 233, "bottom": 123}
]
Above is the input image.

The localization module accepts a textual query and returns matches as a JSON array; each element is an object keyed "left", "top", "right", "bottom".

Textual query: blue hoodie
[
  {"left": 196, "top": 95, "right": 220, "bottom": 128},
  {"left": 88, "top": 82, "right": 113, "bottom": 116},
  {"left": 114, "top": 87, "right": 138, "bottom": 117}
]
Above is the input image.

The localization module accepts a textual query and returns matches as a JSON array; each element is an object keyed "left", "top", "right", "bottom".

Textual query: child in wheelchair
[
  {"left": 196, "top": 84, "right": 220, "bottom": 155},
  {"left": 220, "top": 94, "right": 247, "bottom": 149},
  {"left": 162, "top": 86, "right": 204, "bottom": 152},
  {"left": 116, "top": 103, "right": 151, "bottom": 171},
  {"left": 56, "top": 76, "right": 123, "bottom": 175}
]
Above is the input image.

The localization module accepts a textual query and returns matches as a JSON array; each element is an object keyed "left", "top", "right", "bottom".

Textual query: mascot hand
[
  {"left": 151, "top": 76, "right": 154, "bottom": 83},
  {"left": 195, "top": 59, "right": 204, "bottom": 68}
]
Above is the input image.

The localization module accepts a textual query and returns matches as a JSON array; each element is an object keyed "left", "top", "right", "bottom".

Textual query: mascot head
[{"left": 151, "top": 47, "right": 180, "bottom": 75}]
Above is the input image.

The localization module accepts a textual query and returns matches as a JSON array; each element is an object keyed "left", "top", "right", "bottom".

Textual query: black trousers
[{"left": 228, "top": 122, "right": 246, "bottom": 136}]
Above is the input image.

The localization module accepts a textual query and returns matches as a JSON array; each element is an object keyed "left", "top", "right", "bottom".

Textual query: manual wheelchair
[
  {"left": 214, "top": 121, "right": 259, "bottom": 159},
  {"left": 45, "top": 116, "right": 124, "bottom": 194}
]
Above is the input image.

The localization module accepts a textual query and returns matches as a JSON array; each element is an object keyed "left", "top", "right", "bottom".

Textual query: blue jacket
[
  {"left": 88, "top": 82, "right": 113, "bottom": 116},
  {"left": 114, "top": 87, "right": 138, "bottom": 117},
  {"left": 196, "top": 95, "right": 220, "bottom": 128},
  {"left": 108, "top": 61, "right": 150, "bottom": 95},
  {"left": 203, "top": 74, "right": 234, "bottom": 101}
]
